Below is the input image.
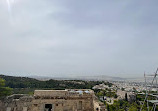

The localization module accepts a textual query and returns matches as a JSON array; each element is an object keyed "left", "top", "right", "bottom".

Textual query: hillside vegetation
[{"left": 0, "top": 75, "right": 112, "bottom": 94}]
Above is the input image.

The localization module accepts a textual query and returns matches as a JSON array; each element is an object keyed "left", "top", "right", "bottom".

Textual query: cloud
[{"left": 0, "top": 0, "right": 158, "bottom": 77}]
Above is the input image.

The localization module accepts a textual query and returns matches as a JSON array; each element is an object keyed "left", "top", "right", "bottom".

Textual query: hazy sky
[{"left": 0, "top": 0, "right": 158, "bottom": 77}]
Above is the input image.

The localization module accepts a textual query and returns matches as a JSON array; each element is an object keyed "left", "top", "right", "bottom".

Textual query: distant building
[
  {"left": 0, "top": 89, "right": 106, "bottom": 111},
  {"left": 117, "top": 90, "right": 136, "bottom": 102}
]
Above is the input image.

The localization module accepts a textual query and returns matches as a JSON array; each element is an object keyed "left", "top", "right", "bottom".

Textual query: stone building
[{"left": 0, "top": 89, "right": 106, "bottom": 111}]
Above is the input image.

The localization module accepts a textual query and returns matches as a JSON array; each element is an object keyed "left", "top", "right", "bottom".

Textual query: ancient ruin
[{"left": 0, "top": 89, "right": 106, "bottom": 111}]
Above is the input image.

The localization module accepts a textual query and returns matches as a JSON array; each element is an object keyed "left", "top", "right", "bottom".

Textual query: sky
[{"left": 0, "top": 0, "right": 158, "bottom": 77}]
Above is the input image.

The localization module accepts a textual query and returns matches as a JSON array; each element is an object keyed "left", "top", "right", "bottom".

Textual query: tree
[
  {"left": 114, "top": 94, "right": 118, "bottom": 98},
  {"left": 106, "top": 104, "right": 110, "bottom": 111},
  {"left": 0, "top": 78, "right": 12, "bottom": 98},
  {"left": 125, "top": 93, "right": 128, "bottom": 101},
  {"left": 128, "top": 105, "right": 137, "bottom": 111},
  {"left": 121, "top": 88, "right": 125, "bottom": 91}
]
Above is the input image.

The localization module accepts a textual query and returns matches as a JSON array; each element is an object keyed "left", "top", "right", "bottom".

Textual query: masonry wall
[
  {"left": 0, "top": 95, "right": 33, "bottom": 111},
  {"left": 0, "top": 100, "right": 5, "bottom": 111},
  {"left": 32, "top": 98, "right": 94, "bottom": 111},
  {"left": 0, "top": 90, "right": 106, "bottom": 111},
  {"left": 93, "top": 99, "right": 106, "bottom": 111}
]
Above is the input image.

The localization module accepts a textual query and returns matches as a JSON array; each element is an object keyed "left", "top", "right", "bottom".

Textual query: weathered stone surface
[{"left": 0, "top": 89, "right": 106, "bottom": 111}]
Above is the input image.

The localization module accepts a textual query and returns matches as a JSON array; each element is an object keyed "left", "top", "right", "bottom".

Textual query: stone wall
[
  {"left": 34, "top": 90, "right": 68, "bottom": 98},
  {"left": 32, "top": 98, "right": 94, "bottom": 111},
  {"left": 93, "top": 96, "right": 106, "bottom": 111},
  {"left": 0, "top": 94, "right": 33, "bottom": 111},
  {"left": 32, "top": 89, "right": 94, "bottom": 111},
  {"left": 0, "top": 89, "right": 106, "bottom": 111},
  {"left": 0, "top": 100, "right": 5, "bottom": 111}
]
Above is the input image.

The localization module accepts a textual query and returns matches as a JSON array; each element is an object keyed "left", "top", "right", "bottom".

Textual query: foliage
[
  {"left": 107, "top": 100, "right": 132, "bottom": 111},
  {"left": 121, "top": 88, "right": 125, "bottom": 91},
  {"left": 105, "top": 94, "right": 158, "bottom": 111},
  {"left": 125, "top": 93, "right": 128, "bottom": 101},
  {"left": 0, "top": 75, "right": 109, "bottom": 94},
  {"left": 0, "top": 78, "right": 12, "bottom": 98},
  {"left": 94, "top": 89, "right": 117, "bottom": 98}
]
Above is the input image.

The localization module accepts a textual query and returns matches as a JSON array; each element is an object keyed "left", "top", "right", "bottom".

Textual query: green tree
[
  {"left": 129, "top": 105, "right": 137, "bottom": 111},
  {"left": 125, "top": 93, "right": 128, "bottom": 101},
  {"left": 0, "top": 78, "right": 12, "bottom": 98},
  {"left": 114, "top": 94, "right": 117, "bottom": 98},
  {"left": 107, "top": 104, "right": 110, "bottom": 111}
]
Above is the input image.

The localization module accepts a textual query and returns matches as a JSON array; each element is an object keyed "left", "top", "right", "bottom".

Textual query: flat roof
[
  {"left": 35, "top": 90, "right": 66, "bottom": 92},
  {"left": 148, "top": 100, "right": 158, "bottom": 103}
]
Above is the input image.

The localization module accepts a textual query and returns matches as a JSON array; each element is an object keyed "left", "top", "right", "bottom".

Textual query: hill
[{"left": 0, "top": 75, "right": 112, "bottom": 94}]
